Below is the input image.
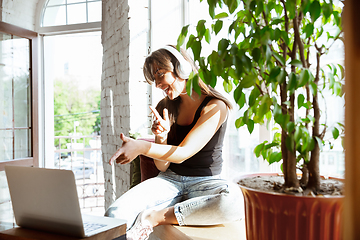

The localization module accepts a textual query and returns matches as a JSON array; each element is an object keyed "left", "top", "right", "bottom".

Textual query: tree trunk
[
  {"left": 300, "top": 163, "right": 309, "bottom": 186},
  {"left": 307, "top": 143, "right": 320, "bottom": 192},
  {"left": 284, "top": 94, "right": 299, "bottom": 188},
  {"left": 307, "top": 52, "right": 321, "bottom": 192}
]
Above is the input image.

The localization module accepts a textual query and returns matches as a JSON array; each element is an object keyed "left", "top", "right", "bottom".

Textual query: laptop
[{"left": 5, "top": 165, "right": 126, "bottom": 238}]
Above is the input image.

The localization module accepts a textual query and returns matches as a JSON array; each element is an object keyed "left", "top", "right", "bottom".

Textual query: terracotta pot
[{"left": 236, "top": 173, "right": 343, "bottom": 240}]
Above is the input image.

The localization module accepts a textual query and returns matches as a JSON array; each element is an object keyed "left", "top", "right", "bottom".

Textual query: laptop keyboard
[{"left": 83, "top": 221, "right": 107, "bottom": 233}]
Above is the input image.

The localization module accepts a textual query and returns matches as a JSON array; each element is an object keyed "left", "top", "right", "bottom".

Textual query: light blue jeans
[{"left": 105, "top": 169, "right": 244, "bottom": 230}]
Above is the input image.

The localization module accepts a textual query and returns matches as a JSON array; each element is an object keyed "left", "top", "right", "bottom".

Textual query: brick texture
[
  {"left": 101, "top": 0, "right": 151, "bottom": 210},
  {"left": 0, "top": 0, "right": 37, "bottom": 31}
]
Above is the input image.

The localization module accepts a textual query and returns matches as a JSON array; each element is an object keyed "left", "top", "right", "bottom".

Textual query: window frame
[{"left": 0, "top": 21, "right": 39, "bottom": 171}]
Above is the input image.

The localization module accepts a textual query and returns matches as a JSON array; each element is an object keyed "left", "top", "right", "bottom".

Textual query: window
[
  {"left": 42, "top": 0, "right": 101, "bottom": 27},
  {"left": 0, "top": 22, "right": 38, "bottom": 171}
]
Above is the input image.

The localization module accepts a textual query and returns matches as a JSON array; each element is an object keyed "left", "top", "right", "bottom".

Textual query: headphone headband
[{"left": 161, "top": 46, "right": 192, "bottom": 79}]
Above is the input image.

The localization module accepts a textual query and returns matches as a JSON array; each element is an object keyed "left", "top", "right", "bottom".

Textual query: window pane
[
  {"left": 14, "top": 129, "right": 31, "bottom": 159},
  {"left": 67, "top": 0, "right": 86, "bottom": 4},
  {"left": 47, "top": 0, "right": 66, "bottom": 6},
  {"left": 67, "top": 3, "right": 86, "bottom": 25},
  {"left": 0, "top": 66, "right": 12, "bottom": 129},
  {"left": 0, "top": 130, "right": 13, "bottom": 161},
  {"left": 43, "top": 5, "right": 66, "bottom": 27},
  {"left": 88, "top": 1, "right": 101, "bottom": 22},
  {"left": 14, "top": 75, "right": 31, "bottom": 128},
  {"left": 12, "top": 38, "right": 30, "bottom": 128}
]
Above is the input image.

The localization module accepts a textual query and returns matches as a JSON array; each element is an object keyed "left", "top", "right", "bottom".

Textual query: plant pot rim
[{"left": 235, "top": 172, "right": 344, "bottom": 199}]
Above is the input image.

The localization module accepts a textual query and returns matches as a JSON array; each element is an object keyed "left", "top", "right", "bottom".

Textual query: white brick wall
[
  {"left": 101, "top": 0, "right": 151, "bottom": 209},
  {"left": 0, "top": 0, "right": 37, "bottom": 31}
]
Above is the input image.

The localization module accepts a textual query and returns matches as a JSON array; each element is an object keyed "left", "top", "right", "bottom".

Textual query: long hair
[{"left": 143, "top": 45, "right": 232, "bottom": 125}]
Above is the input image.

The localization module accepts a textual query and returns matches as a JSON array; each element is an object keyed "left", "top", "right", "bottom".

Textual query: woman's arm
[
  {"left": 151, "top": 106, "right": 171, "bottom": 172},
  {"left": 153, "top": 135, "right": 170, "bottom": 172},
  {"left": 109, "top": 99, "right": 228, "bottom": 165}
]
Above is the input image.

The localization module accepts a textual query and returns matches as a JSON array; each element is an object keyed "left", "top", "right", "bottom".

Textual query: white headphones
[{"left": 162, "top": 45, "right": 193, "bottom": 79}]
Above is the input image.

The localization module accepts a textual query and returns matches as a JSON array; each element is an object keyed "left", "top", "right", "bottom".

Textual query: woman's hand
[
  {"left": 150, "top": 106, "right": 170, "bottom": 143},
  {"left": 109, "top": 133, "right": 145, "bottom": 165}
]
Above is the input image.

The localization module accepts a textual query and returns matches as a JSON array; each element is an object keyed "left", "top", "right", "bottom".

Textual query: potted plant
[{"left": 177, "top": 0, "right": 344, "bottom": 239}]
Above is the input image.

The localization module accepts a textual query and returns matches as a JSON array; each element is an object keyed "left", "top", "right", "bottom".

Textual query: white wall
[{"left": 1, "top": 0, "right": 38, "bottom": 31}]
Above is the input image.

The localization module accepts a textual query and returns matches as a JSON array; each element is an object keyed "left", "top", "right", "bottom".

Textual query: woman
[{"left": 105, "top": 45, "right": 243, "bottom": 240}]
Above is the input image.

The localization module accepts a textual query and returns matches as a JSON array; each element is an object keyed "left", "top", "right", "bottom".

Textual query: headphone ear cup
[
  {"left": 177, "top": 58, "right": 192, "bottom": 79},
  {"left": 162, "top": 46, "right": 192, "bottom": 79}
]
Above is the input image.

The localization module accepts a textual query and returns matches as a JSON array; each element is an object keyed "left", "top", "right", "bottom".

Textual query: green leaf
[
  {"left": 309, "top": 81, "right": 317, "bottom": 95},
  {"left": 273, "top": 52, "right": 285, "bottom": 66},
  {"left": 273, "top": 28, "right": 281, "bottom": 41},
  {"left": 196, "top": 20, "right": 206, "bottom": 37},
  {"left": 332, "top": 127, "right": 340, "bottom": 139},
  {"left": 285, "top": 0, "right": 296, "bottom": 19},
  {"left": 322, "top": 2, "right": 333, "bottom": 21},
  {"left": 300, "top": 0, "right": 311, "bottom": 14},
  {"left": 218, "top": 38, "right": 229, "bottom": 54},
  {"left": 186, "top": 34, "right": 196, "bottom": 49},
  {"left": 208, "top": 0, "right": 216, "bottom": 19},
  {"left": 215, "top": 12, "right": 229, "bottom": 19},
  {"left": 307, "top": 138, "right": 316, "bottom": 151},
  {"left": 270, "top": 18, "right": 283, "bottom": 25},
  {"left": 192, "top": 74, "right": 202, "bottom": 96},
  {"left": 287, "top": 121, "right": 295, "bottom": 133},
  {"left": 207, "top": 69, "right": 217, "bottom": 87},
  {"left": 241, "top": 54, "right": 252, "bottom": 72},
  {"left": 269, "top": 66, "right": 281, "bottom": 81},
  {"left": 294, "top": 126, "right": 302, "bottom": 143},
  {"left": 309, "top": 0, "right": 321, "bottom": 23},
  {"left": 334, "top": 82, "right": 343, "bottom": 96},
  {"left": 287, "top": 72, "right": 297, "bottom": 93},
  {"left": 276, "top": 69, "right": 287, "bottom": 84},
  {"left": 254, "top": 143, "right": 265, "bottom": 157},
  {"left": 252, "top": 48, "right": 261, "bottom": 63},
  {"left": 304, "top": 23, "right": 314, "bottom": 39},
  {"left": 247, "top": 119, "right": 255, "bottom": 133},
  {"left": 205, "top": 29, "right": 211, "bottom": 44},
  {"left": 234, "top": 86, "right": 246, "bottom": 109},
  {"left": 328, "top": 72, "right": 335, "bottom": 89},
  {"left": 255, "top": 0, "right": 264, "bottom": 17},
  {"left": 265, "top": 142, "right": 279, "bottom": 150},
  {"left": 186, "top": 77, "right": 192, "bottom": 97},
  {"left": 235, "top": 117, "right": 245, "bottom": 128},
  {"left": 191, "top": 40, "right": 201, "bottom": 61},
  {"left": 301, "top": 133, "right": 310, "bottom": 153},
  {"left": 223, "top": 79, "right": 233, "bottom": 93},
  {"left": 281, "top": 31, "right": 290, "bottom": 45},
  {"left": 177, "top": 25, "right": 189, "bottom": 47},
  {"left": 333, "top": 10, "right": 342, "bottom": 26},
  {"left": 258, "top": 98, "right": 271, "bottom": 119},
  {"left": 289, "top": 59, "right": 303, "bottom": 68},
  {"left": 214, "top": 20, "right": 223, "bottom": 35},
  {"left": 307, "top": 115, "right": 315, "bottom": 123},
  {"left": 269, "top": 152, "right": 282, "bottom": 164},
  {"left": 240, "top": 75, "right": 256, "bottom": 89},
  {"left": 249, "top": 87, "right": 261, "bottom": 107},
  {"left": 338, "top": 64, "right": 345, "bottom": 80},
  {"left": 315, "top": 136, "right": 324, "bottom": 151},
  {"left": 273, "top": 103, "right": 282, "bottom": 117},
  {"left": 298, "top": 69, "right": 310, "bottom": 87},
  {"left": 297, "top": 94, "right": 305, "bottom": 109},
  {"left": 265, "top": 45, "right": 272, "bottom": 62}
]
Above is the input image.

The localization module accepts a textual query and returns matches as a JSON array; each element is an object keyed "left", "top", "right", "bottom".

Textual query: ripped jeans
[{"left": 105, "top": 169, "right": 244, "bottom": 230}]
